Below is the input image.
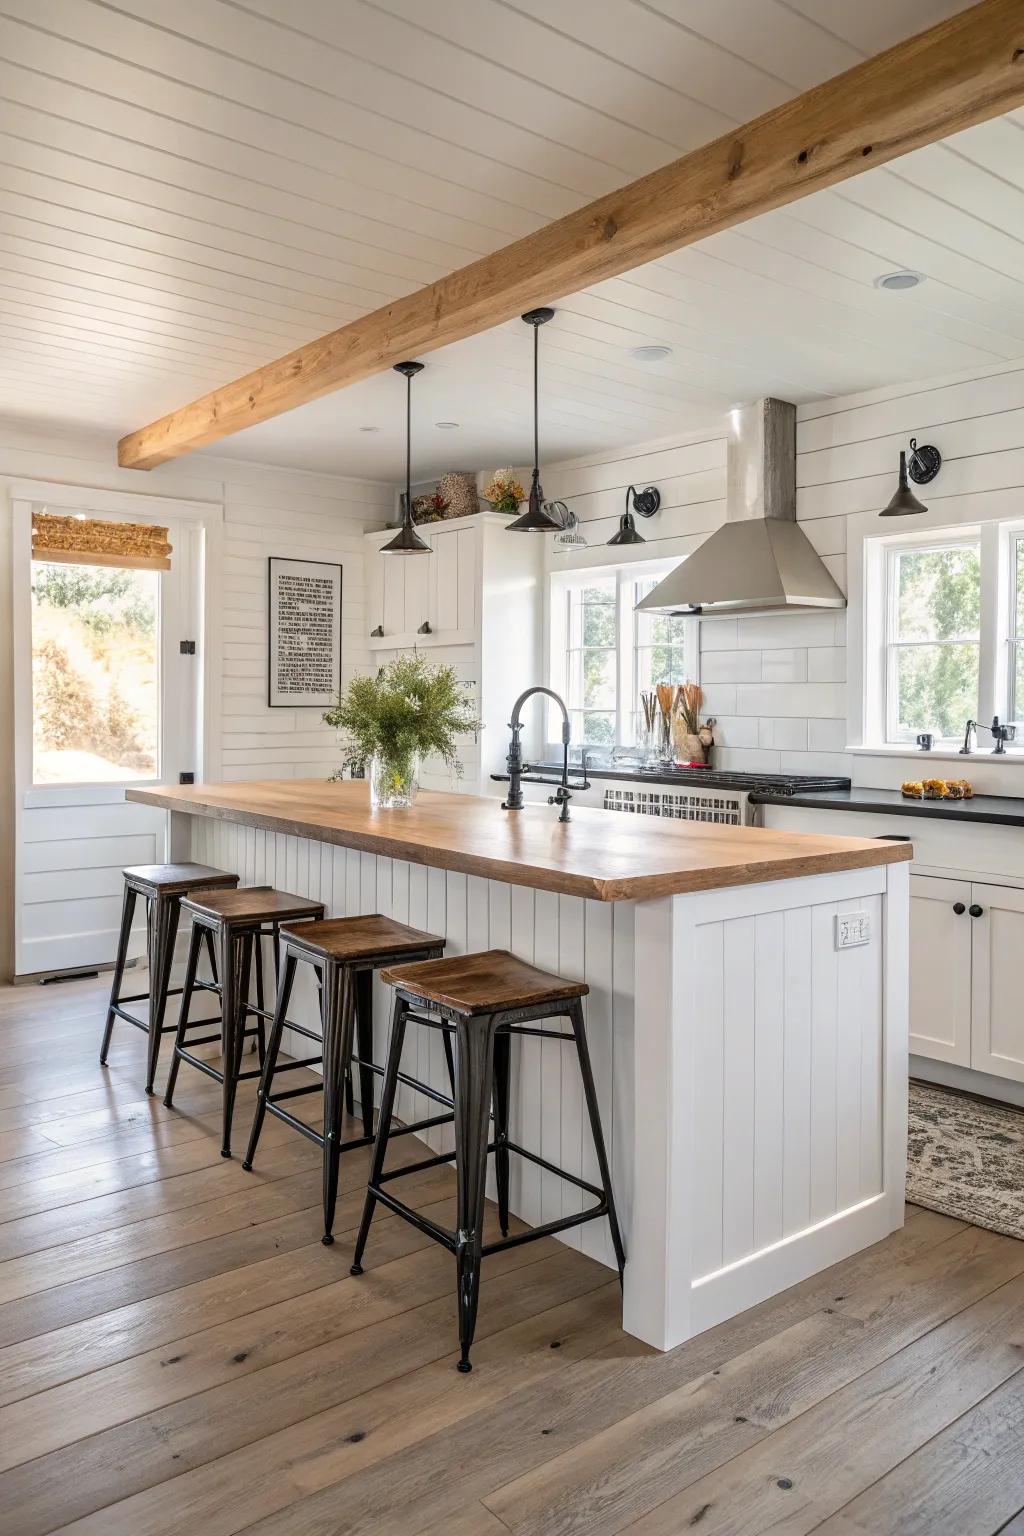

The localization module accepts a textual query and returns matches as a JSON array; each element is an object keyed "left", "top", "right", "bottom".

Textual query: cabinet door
[
  {"left": 366, "top": 544, "right": 385, "bottom": 634},
  {"left": 909, "top": 875, "right": 972, "bottom": 1067},
  {"left": 970, "top": 882, "right": 1024, "bottom": 1083},
  {"left": 382, "top": 554, "right": 406, "bottom": 637},
  {"left": 402, "top": 532, "right": 431, "bottom": 633}
]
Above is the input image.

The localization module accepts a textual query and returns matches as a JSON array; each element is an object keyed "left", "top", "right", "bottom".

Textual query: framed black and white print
[{"left": 267, "top": 557, "right": 342, "bottom": 708}]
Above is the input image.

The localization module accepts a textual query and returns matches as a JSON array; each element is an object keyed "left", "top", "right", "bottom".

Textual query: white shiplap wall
[{"left": 544, "top": 355, "right": 1024, "bottom": 784}]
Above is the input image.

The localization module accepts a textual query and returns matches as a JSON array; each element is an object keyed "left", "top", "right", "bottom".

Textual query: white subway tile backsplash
[
  {"left": 713, "top": 747, "right": 782, "bottom": 773},
  {"left": 808, "top": 718, "right": 848, "bottom": 752},
  {"left": 711, "top": 715, "right": 760, "bottom": 749},
  {"left": 807, "top": 647, "right": 846, "bottom": 682},
  {"left": 699, "top": 618, "right": 738, "bottom": 651},
  {"left": 734, "top": 613, "right": 840, "bottom": 649},
  {"left": 699, "top": 684, "right": 737, "bottom": 717},
  {"left": 759, "top": 718, "right": 808, "bottom": 752},
  {"left": 782, "top": 751, "right": 853, "bottom": 777},
  {"left": 734, "top": 682, "right": 846, "bottom": 719},
  {"left": 701, "top": 650, "right": 763, "bottom": 683},
  {"left": 761, "top": 648, "right": 807, "bottom": 683}
]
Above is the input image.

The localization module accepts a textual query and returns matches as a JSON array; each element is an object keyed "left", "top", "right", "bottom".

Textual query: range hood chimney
[{"left": 636, "top": 398, "right": 845, "bottom": 619}]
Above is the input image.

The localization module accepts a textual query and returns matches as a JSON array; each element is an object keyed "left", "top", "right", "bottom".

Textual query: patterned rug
[{"left": 907, "top": 1080, "right": 1024, "bottom": 1240}]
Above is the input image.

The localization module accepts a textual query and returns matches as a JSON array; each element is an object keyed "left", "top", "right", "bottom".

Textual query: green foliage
[
  {"left": 893, "top": 546, "right": 980, "bottom": 740},
  {"left": 33, "top": 638, "right": 154, "bottom": 772},
  {"left": 323, "top": 654, "right": 482, "bottom": 782},
  {"left": 33, "top": 564, "right": 156, "bottom": 637}
]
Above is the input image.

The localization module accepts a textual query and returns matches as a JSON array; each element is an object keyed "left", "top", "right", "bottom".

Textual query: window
[
  {"left": 31, "top": 560, "right": 160, "bottom": 784},
  {"left": 885, "top": 538, "right": 980, "bottom": 743},
  {"left": 1011, "top": 533, "right": 1024, "bottom": 729},
  {"left": 551, "top": 563, "right": 697, "bottom": 748}
]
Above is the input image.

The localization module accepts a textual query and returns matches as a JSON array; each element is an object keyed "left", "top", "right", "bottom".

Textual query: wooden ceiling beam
[{"left": 119, "top": 0, "right": 1024, "bottom": 470}]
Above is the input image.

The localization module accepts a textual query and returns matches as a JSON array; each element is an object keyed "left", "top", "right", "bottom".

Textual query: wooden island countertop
[{"left": 127, "top": 780, "right": 912, "bottom": 902}]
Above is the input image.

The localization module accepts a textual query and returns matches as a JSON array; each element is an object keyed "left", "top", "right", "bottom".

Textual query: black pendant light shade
[
  {"left": 880, "top": 450, "right": 928, "bottom": 517},
  {"left": 382, "top": 360, "right": 431, "bottom": 554},
  {"left": 606, "top": 484, "right": 661, "bottom": 545},
  {"left": 507, "top": 308, "right": 563, "bottom": 533}
]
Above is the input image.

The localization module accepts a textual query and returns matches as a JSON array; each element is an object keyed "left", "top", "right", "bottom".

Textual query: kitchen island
[{"left": 127, "top": 780, "right": 912, "bottom": 1352}]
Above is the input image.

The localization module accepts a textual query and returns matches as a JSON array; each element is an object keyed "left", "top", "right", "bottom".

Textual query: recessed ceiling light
[
  {"left": 874, "top": 270, "right": 926, "bottom": 291},
  {"left": 435, "top": 421, "right": 460, "bottom": 429},
  {"left": 629, "top": 344, "right": 673, "bottom": 363},
  {"left": 358, "top": 425, "right": 380, "bottom": 433}
]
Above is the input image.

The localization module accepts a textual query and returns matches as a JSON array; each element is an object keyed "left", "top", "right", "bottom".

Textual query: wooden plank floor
[{"left": 2, "top": 973, "right": 1024, "bottom": 1536}]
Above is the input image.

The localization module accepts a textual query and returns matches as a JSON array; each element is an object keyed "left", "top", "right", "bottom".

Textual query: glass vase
[{"left": 368, "top": 753, "right": 421, "bottom": 809}]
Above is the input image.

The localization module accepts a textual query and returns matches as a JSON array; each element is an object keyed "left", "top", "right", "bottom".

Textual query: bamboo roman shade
[{"left": 31, "top": 512, "right": 172, "bottom": 572}]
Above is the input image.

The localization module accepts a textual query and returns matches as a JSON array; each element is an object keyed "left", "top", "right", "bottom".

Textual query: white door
[
  {"left": 970, "top": 881, "right": 1024, "bottom": 1084},
  {"left": 908, "top": 874, "right": 973, "bottom": 1067},
  {"left": 13, "top": 503, "right": 204, "bottom": 978}
]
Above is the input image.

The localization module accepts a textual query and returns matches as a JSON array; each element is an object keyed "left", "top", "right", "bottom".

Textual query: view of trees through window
[
  {"left": 31, "top": 560, "right": 159, "bottom": 784},
  {"left": 888, "top": 542, "right": 980, "bottom": 742},
  {"left": 634, "top": 577, "right": 690, "bottom": 736},
  {"left": 564, "top": 578, "right": 617, "bottom": 745}
]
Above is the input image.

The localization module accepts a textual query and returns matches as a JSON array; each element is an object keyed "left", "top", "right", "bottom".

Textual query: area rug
[{"left": 907, "top": 1079, "right": 1024, "bottom": 1241}]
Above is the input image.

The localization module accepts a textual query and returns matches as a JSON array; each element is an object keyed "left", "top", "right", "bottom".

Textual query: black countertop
[{"left": 750, "top": 785, "right": 1024, "bottom": 827}]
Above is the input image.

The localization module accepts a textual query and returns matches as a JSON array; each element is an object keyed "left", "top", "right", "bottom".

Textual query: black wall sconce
[
  {"left": 880, "top": 438, "right": 942, "bottom": 517},
  {"left": 608, "top": 484, "right": 661, "bottom": 545}
]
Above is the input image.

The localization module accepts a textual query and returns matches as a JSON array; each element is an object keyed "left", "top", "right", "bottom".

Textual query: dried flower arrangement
[{"left": 483, "top": 468, "right": 525, "bottom": 514}]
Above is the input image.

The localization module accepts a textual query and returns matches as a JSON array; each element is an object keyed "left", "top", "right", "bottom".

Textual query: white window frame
[
  {"left": 847, "top": 502, "right": 1023, "bottom": 759},
  {"left": 547, "top": 559, "right": 699, "bottom": 752}
]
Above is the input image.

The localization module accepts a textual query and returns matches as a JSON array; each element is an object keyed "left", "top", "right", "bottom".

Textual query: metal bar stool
[
  {"left": 99, "top": 863, "right": 239, "bottom": 1094},
  {"left": 164, "top": 887, "right": 325, "bottom": 1157},
  {"left": 242, "top": 914, "right": 446, "bottom": 1245},
  {"left": 349, "top": 949, "right": 625, "bottom": 1373}
]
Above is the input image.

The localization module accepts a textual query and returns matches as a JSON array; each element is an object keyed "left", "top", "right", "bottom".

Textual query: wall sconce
[
  {"left": 607, "top": 484, "right": 661, "bottom": 545},
  {"left": 880, "top": 438, "right": 941, "bottom": 517}
]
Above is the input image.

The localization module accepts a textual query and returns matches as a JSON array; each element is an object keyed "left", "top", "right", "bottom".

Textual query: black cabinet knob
[
  {"left": 953, "top": 902, "right": 966, "bottom": 915},
  {"left": 969, "top": 904, "right": 984, "bottom": 918}
]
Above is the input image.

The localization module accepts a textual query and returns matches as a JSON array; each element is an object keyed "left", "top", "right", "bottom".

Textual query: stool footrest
[
  {"left": 503, "top": 1139, "right": 605, "bottom": 1201},
  {"left": 270, "top": 1055, "right": 323, "bottom": 1073},
  {"left": 268, "top": 1082, "right": 323, "bottom": 1104},
  {"left": 480, "top": 1201, "right": 609, "bottom": 1256},
  {"left": 378, "top": 1111, "right": 455, "bottom": 1146}
]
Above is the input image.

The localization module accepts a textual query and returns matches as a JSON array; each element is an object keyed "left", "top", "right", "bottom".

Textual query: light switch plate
[{"left": 835, "top": 911, "right": 871, "bottom": 949}]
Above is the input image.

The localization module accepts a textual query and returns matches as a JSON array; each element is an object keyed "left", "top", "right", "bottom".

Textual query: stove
[{"left": 634, "top": 769, "right": 851, "bottom": 797}]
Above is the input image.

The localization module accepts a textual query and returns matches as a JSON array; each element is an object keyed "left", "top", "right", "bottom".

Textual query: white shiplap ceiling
[{"left": 1, "top": 0, "right": 1023, "bottom": 478}]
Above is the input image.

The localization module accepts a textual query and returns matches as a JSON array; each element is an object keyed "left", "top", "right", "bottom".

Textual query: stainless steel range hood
[{"left": 636, "top": 398, "right": 845, "bottom": 618}]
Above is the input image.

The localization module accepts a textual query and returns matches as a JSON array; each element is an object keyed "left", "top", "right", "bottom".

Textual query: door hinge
[
  {"left": 179, "top": 639, "right": 196, "bottom": 655},
  {"left": 179, "top": 772, "right": 195, "bottom": 785}
]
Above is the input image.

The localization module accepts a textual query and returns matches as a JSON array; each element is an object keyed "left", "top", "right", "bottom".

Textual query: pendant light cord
[
  {"left": 533, "top": 317, "right": 539, "bottom": 475},
  {"left": 405, "top": 368, "right": 412, "bottom": 525}
]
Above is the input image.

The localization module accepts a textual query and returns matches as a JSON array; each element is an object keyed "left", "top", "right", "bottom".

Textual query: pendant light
[
  {"left": 381, "top": 360, "right": 431, "bottom": 554},
  {"left": 506, "top": 308, "right": 563, "bottom": 533},
  {"left": 880, "top": 449, "right": 928, "bottom": 517}
]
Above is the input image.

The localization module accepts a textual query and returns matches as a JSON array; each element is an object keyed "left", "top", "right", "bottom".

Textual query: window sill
[{"left": 848, "top": 745, "right": 1024, "bottom": 765}]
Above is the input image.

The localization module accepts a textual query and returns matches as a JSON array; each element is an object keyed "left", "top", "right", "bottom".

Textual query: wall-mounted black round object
[
  {"left": 629, "top": 485, "right": 661, "bottom": 519},
  {"left": 907, "top": 439, "right": 941, "bottom": 485}
]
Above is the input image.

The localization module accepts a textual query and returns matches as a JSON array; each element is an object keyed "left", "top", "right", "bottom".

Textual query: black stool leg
[
  {"left": 219, "top": 926, "right": 247, "bottom": 1158},
  {"left": 253, "top": 935, "right": 267, "bottom": 1065},
  {"left": 351, "top": 995, "right": 409, "bottom": 1275},
  {"left": 163, "top": 922, "right": 205, "bottom": 1108},
  {"left": 354, "top": 969, "right": 375, "bottom": 1139},
  {"left": 569, "top": 998, "right": 626, "bottom": 1282},
  {"left": 144, "top": 895, "right": 181, "bottom": 1095},
  {"left": 100, "top": 883, "right": 136, "bottom": 1066},
  {"left": 243, "top": 950, "right": 297, "bottom": 1171},
  {"left": 204, "top": 927, "right": 219, "bottom": 985},
  {"left": 492, "top": 1029, "right": 512, "bottom": 1238},
  {"left": 321, "top": 963, "right": 356, "bottom": 1245},
  {"left": 442, "top": 1026, "right": 456, "bottom": 1098},
  {"left": 453, "top": 1011, "right": 498, "bottom": 1373}
]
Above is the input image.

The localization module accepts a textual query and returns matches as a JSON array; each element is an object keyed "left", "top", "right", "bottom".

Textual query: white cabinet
[
  {"left": 970, "top": 882, "right": 1024, "bottom": 1084},
  {"left": 909, "top": 875, "right": 972, "bottom": 1067},
  {"left": 365, "top": 521, "right": 478, "bottom": 647},
  {"left": 910, "top": 874, "right": 1024, "bottom": 1084}
]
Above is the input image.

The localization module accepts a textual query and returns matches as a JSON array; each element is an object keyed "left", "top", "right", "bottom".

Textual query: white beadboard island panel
[{"left": 182, "top": 809, "right": 907, "bottom": 1353}]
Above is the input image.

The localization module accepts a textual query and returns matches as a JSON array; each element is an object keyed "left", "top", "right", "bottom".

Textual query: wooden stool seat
[
  {"left": 123, "top": 863, "right": 239, "bottom": 897},
  {"left": 351, "top": 948, "right": 625, "bottom": 1372},
  {"left": 165, "top": 886, "right": 325, "bottom": 1156},
  {"left": 282, "top": 913, "right": 445, "bottom": 965},
  {"left": 100, "top": 862, "right": 239, "bottom": 1094},
  {"left": 182, "top": 887, "right": 324, "bottom": 927},
  {"left": 381, "top": 949, "right": 588, "bottom": 1015},
  {"left": 242, "top": 913, "right": 445, "bottom": 1244}
]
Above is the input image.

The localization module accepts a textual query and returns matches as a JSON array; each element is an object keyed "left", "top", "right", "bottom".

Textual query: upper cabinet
[{"left": 366, "top": 520, "right": 479, "bottom": 649}]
